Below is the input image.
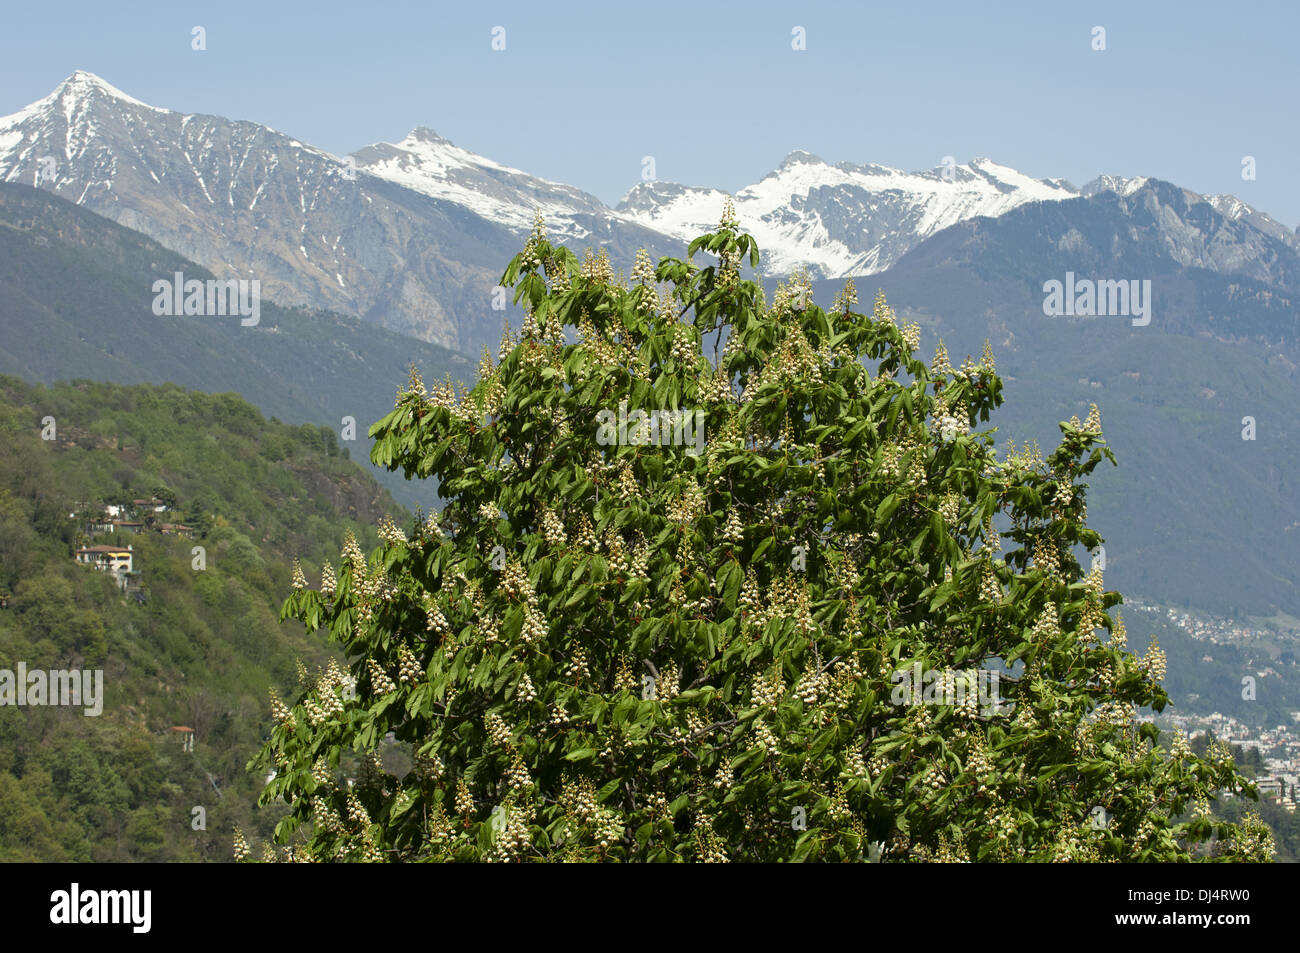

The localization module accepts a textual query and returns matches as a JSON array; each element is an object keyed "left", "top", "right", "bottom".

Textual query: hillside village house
[
  {"left": 70, "top": 497, "right": 192, "bottom": 598},
  {"left": 75, "top": 545, "right": 133, "bottom": 591}
]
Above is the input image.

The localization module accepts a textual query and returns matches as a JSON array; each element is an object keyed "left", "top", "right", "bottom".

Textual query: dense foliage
[
  {"left": 260, "top": 210, "right": 1273, "bottom": 862},
  {"left": 0, "top": 377, "right": 399, "bottom": 860}
]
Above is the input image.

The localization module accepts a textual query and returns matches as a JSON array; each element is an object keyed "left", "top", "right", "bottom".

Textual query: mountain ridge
[{"left": 4, "top": 70, "right": 1294, "bottom": 355}]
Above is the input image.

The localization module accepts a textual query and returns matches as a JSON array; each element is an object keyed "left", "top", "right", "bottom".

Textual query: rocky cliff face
[{"left": 0, "top": 72, "right": 545, "bottom": 354}]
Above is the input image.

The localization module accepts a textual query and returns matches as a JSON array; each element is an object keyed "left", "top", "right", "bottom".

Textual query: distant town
[{"left": 1130, "top": 601, "right": 1300, "bottom": 814}]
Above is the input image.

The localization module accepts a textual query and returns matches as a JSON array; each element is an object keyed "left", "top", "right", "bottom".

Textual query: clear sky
[{"left": 3, "top": 0, "right": 1296, "bottom": 225}]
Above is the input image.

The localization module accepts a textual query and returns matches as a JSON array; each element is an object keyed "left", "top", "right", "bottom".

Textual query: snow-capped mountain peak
[
  {"left": 778, "top": 149, "right": 828, "bottom": 169},
  {"left": 353, "top": 127, "right": 618, "bottom": 239},
  {"left": 1081, "top": 174, "right": 1150, "bottom": 197},
  {"left": 1, "top": 70, "right": 1295, "bottom": 357},
  {"left": 0, "top": 70, "right": 174, "bottom": 190},
  {"left": 618, "top": 155, "right": 1078, "bottom": 278},
  {"left": 57, "top": 70, "right": 165, "bottom": 112},
  {"left": 1, "top": 70, "right": 167, "bottom": 128}
]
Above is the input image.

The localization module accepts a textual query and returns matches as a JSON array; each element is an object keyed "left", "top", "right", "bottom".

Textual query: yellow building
[{"left": 75, "top": 545, "right": 133, "bottom": 590}]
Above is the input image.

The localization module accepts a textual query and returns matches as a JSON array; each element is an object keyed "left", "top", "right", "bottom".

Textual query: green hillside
[{"left": 0, "top": 376, "right": 404, "bottom": 860}]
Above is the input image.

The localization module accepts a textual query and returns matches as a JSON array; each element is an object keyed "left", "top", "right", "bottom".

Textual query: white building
[{"left": 75, "top": 545, "right": 133, "bottom": 590}]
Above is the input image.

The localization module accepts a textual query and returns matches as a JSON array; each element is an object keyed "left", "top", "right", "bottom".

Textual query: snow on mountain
[
  {"left": 0, "top": 70, "right": 172, "bottom": 195},
  {"left": 615, "top": 180, "right": 734, "bottom": 243},
  {"left": 0, "top": 68, "right": 343, "bottom": 204},
  {"left": 0, "top": 72, "right": 678, "bottom": 354},
  {"left": 1081, "top": 174, "right": 1150, "bottom": 198},
  {"left": 1, "top": 70, "right": 1295, "bottom": 352},
  {"left": 617, "top": 153, "right": 1079, "bottom": 278},
  {"left": 0, "top": 70, "right": 506, "bottom": 349},
  {"left": 1204, "top": 193, "right": 1299, "bottom": 247},
  {"left": 353, "top": 128, "right": 625, "bottom": 243},
  {"left": 0, "top": 70, "right": 166, "bottom": 144}
]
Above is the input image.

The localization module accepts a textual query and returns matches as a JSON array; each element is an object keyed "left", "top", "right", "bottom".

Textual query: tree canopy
[{"left": 255, "top": 207, "right": 1273, "bottom": 862}]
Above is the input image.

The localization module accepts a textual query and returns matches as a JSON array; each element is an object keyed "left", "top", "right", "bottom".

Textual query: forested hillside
[{"left": 0, "top": 376, "right": 405, "bottom": 860}]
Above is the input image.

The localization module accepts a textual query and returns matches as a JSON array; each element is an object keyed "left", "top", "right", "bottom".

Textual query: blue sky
[{"left": 3, "top": 0, "right": 1297, "bottom": 224}]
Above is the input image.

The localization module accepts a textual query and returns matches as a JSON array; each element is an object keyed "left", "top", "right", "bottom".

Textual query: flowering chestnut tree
[{"left": 251, "top": 206, "right": 1273, "bottom": 862}]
